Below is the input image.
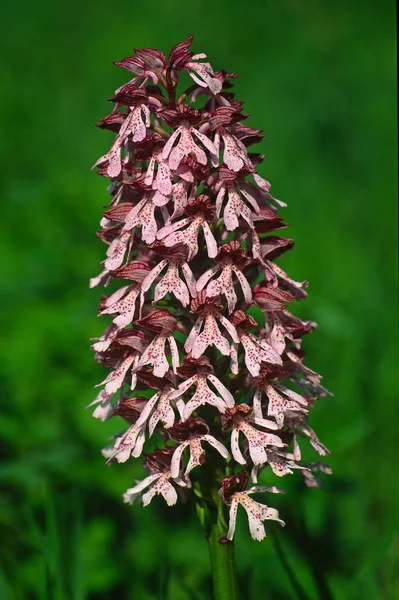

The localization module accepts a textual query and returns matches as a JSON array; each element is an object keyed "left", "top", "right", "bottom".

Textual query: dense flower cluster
[{"left": 90, "top": 36, "right": 331, "bottom": 541}]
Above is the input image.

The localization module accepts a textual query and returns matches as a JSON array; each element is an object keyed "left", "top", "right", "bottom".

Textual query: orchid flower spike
[{"left": 90, "top": 35, "right": 331, "bottom": 543}]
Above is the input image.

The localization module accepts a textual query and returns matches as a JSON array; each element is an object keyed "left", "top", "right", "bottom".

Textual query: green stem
[{"left": 207, "top": 494, "right": 238, "bottom": 600}]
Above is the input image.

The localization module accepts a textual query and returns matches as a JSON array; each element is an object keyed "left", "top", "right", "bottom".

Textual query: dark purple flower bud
[{"left": 169, "top": 36, "right": 194, "bottom": 70}]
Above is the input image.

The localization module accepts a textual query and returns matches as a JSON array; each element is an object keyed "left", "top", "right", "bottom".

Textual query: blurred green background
[{"left": 1, "top": 0, "right": 397, "bottom": 598}]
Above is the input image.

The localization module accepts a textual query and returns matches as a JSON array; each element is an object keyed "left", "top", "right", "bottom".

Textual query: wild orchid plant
[{"left": 89, "top": 36, "right": 331, "bottom": 598}]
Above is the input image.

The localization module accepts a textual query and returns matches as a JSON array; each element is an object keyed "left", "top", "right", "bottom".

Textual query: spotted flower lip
[
  {"left": 167, "top": 417, "right": 230, "bottom": 478},
  {"left": 196, "top": 242, "right": 252, "bottom": 313},
  {"left": 141, "top": 246, "right": 197, "bottom": 308},
  {"left": 123, "top": 472, "right": 179, "bottom": 506},
  {"left": 134, "top": 331, "right": 179, "bottom": 378},
  {"left": 168, "top": 361, "right": 234, "bottom": 421},
  {"left": 168, "top": 35, "right": 222, "bottom": 94},
  {"left": 225, "top": 485, "right": 285, "bottom": 541},
  {"left": 162, "top": 123, "right": 217, "bottom": 171},
  {"left": 184, "top": 292, "right": 239, "bottom": 358},
  {"left": 157, "top": 196, "right": 218, "bottom": 260},
  {"left": 253, "top": 384, "right": 308, "bottom": 428},
  {"left": 220, "top": 470, "right": 285, "bottom": 541},
  {"left": 144, "top": 150, "right": 172, "bottom": 197},
  {"left": 90, "top": 36, "right": 331, "bottom": 543},
  {"left": 213, "top": 128, "right": 253, "bottom": 172},
  {"left": 186, "top": 57, "right": 223, "bottom": 95},
  {"left": 222, "top": 404, "right": 283, "bottom": 466},
  {"left": 170, "top": 430, "right": 229, "bottom": 478}
]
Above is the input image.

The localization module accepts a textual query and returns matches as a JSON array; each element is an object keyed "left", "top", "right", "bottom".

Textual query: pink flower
[
  {"left": 162, "top": 117, "right": 217, "bottom": 169},
  {"left": 91, "top": 324, "right": 148, "bottom": 356},
  {"left": 86, "top": 389, "right": 114, "bottom": 421},
  {"left": 264, "top": 313, "right": 288, "bottom": 355},
  {"left": 252, "top": 448, "right": 307, "bottom": 479},
  {"left": 269, "top": 261, "right": 309, "bottom": 300},
  {"left": 169, "top": 35, "right": 222, "bottom": 95},
  {"left": 119, "top": 104, "right": 151, "bottom": 143},
  {"left": 215, "top": 174, "right": 256, "bottom": 231},
  {"left": 186, "top": 56, "right": 222, "bottom": 94},
  {"left": 157, "top": 195, "right": 218, "bottom": 260},
  {"left": 223, "top": 405, "right": 283, "bottom": 466},
  {"left": 184, "top": 293, "right": 239, "bottom": 359},
  {"left": 141, "top": 244, "right": 197, "bottom": 308},
  {"left": 99, "top": 284, "right": 144, "bottom": 328},
  {"left": 285, "top": 412, "right": 330, "bottom": 458},
  {"left": 213, "top": 129, "right": 252, "bottom": 172},
  {"left": 196, "top": 241, "right": 252, "bottom": 313},
  {"left": 124, "top": 472, "right": 178, "bottom": 506},
  {"left": 230, "top": 311, "right": 283, "bottom": 377},
  {"left": 168, "top": 356, "right": 234, "bottom": 420},
  {"left": 94, "top": 89, "right": 153, "bottom": 178},
  {"left": 104, "top": 231, "right": 131, "bottom": 271},
  {"left": 253, "top": 383, "right": 308, "bottom": 428},
  {"left": 144, "top": 149, "right": 172, "bottom": 197},
  {"left": 97, "top": 353, "right": 138, "bottom": 395},
  {"left": 220, "top": 471, "right": 285, "bottom": 541},
  {"left": 103, "top": 396, "right": 149, "bottom": 463},
  {"left": 135, "top": 386, "right": 176, "bottom": 435},
  {"left": 133, "top": 310, "right": 179, "bottom": 378},
  {"left": 301, "top": 461, "right": 332, "bottom": 488},
  {"left": 114, "top": 48, "right": 167, "bottom": 85},
  {"left": 169, "top": 179, "right": 191, "bottom": 220},
  {"left": 123, "top": 448, "right": 188, "bottom": 506},
  {"left": 169, "top": 418, "right": 229, "bottom": 477},
  {"left": 122, "top": 194, "right": 164, "bottom": 245}
]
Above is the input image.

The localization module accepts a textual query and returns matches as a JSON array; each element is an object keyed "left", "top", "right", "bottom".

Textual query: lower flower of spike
[
  {"left": 105, "top": 380, "right": 179, "bottom": 464},
  {"left": 123, "top": 448, "right": 189, "bottom": 506},
  {"left": 101, "top": 396, "right": 149, "bottom": 463},
  {"left": 220, "top": 471, "right": 285, "bottom": 541},
  {"left": 103, "top": 421, "right": 146, "bottom": 463},
  {"left": 123, "top": 472, "right": 178, "bottom": 506}
]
